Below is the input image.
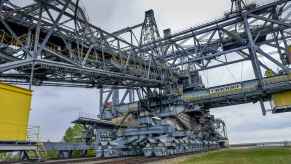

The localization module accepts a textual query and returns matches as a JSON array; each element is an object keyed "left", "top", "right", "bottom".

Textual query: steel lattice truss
[
  {"left": 121, "top": 0, "right": 291, "bottom": 76},
  {"left": 0, "top": 0, "right": 291, "bottom": 91},
  {"left": 0, "top": 0, "right": 176, "bottom": 88}
]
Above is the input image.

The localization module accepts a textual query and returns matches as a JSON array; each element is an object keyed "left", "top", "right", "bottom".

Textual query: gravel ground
[{"left": 145, "top": 154, "right": 198, "bottom": 164}]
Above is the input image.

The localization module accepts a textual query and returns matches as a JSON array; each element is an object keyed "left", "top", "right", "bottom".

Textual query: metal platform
[
  {"left": 72, "top": 117, "right": 121, "bottom": 129},
  {"left": 183, "top": 74, "right": 291, "bottom": 109},
  {"left": 0, "top": 141, "right": 37, "bottom": 152},
  {"left": 272, "top": 106, "right": 291, "bottom": 114},
  {"left": 43, "top": 142, "right": 96, "bottom": 151},
  {"left": 0, "top": 141, "right": 39, "bottom": 161},
  {"left": 42, "top": 142, "right": 97, "bottom": 159}
]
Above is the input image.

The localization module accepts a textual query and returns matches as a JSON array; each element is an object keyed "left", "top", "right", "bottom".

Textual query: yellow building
[{"left": 0, "top": 82, "right": 32, "bottom": 141}]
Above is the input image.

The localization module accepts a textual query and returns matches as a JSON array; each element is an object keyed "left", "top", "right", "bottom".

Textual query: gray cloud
[
  {"left": 212, "top": 103, "right": 291, "bottom": 144},
  {"left": 30, "top": 87, "right": 99, "bottom": 141}
]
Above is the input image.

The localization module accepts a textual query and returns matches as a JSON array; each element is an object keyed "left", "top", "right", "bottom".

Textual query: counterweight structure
[{"left": 0, "top": 0, "right": 291, "bottom": 158}]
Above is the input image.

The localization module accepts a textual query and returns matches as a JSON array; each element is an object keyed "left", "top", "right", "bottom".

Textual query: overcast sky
[{"left": 27, "top": 0, "right": 291, "bottom": 144}]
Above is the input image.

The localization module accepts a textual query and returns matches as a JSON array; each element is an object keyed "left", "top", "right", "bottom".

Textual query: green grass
[{"left": 182, "top": 148, "right": 291, "bottom": 164}]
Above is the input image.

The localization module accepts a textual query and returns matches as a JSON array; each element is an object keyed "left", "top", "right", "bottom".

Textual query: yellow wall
[
  {"left": 272, "top": 90, "right": 291, "bottom": 109},
  {"left": 0, "top": 82, "right": 32, "bottom": 141}
]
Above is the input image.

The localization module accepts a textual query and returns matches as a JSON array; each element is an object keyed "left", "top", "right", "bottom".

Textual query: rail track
[
  {"left": 2, "top": 156, "right": 175, "bottom": 164},
  {"left": 40, "top": 151, "right": 207, "bottom": 164},
  {"left": 40, "top": 156, "right": 175, "bottom": 164},
  {"left": 1, "top": 148, "right": 214, "bottom": 164},
  {"left": 42, "top": 157, "right": 137, "bottom": 164}
]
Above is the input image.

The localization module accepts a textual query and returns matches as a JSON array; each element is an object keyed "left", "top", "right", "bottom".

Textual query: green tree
[{"left": 63, "top": 124, "right": 84, "bottom": 143}]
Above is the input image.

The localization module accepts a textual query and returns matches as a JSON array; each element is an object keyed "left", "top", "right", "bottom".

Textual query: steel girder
[
  {"left": 1, "top": 0, "right": 291, "bottom": 116},
  {"left": 1, "top": 0, "right": 290, "bottom": 88},
  {"left": 108, "top": 0, "right": 291, "bottom": 115},
  {"left": 0, "top": 0, "right": 175, "bottom": 88},
  {"left": 118, "top": 0, "right": 291, "bottom": 75}
]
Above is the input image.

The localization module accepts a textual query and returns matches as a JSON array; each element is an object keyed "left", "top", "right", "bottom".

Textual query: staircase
[
  {"left": 177, "top": 113, "right": 192, "bottom": 130},
  {"left": 36, "top": 143, "right": 48, "bottom": 161}
]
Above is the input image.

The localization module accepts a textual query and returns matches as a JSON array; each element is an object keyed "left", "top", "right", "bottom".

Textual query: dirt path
[{"left": 145, "top": 154, "right": 195, "bottom": 164}]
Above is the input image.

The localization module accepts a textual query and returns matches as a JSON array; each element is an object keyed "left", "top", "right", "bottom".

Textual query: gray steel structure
[
  {"left": 0, "top": 0, "right": 175, "bottom": 88},
  {"left": 0, "top": 0, "right": 290, "bottom": 112},
  {"left": 99, "top": 0, "right": 291, "bottom": 116},
  {"left": 0, "top": 0, "right": 291, "bottom": 158}
]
